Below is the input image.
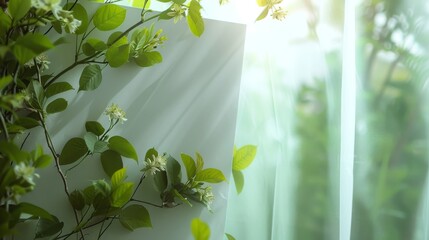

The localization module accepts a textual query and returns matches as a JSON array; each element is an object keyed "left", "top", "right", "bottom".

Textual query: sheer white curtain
[{"left": 224, "top": 0, "right": 429, "bottom": 239}]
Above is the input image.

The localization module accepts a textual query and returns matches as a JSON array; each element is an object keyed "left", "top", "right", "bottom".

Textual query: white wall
[{"left": 18, "top": 3, "right": 246, "bottom": 240}]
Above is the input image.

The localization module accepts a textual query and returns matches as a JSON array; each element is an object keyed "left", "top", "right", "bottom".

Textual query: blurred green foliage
[{"left": 292, "top": 0, "right": 429, "bottom": 239}]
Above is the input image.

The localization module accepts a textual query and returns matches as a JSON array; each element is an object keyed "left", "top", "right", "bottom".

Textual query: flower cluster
[
  {"left": 271, "top": 6, "right": 288, "bottom": 21},
  {"left": 25, "top": 54, "right": 51, "bottom": 71},
  {"left": 142, "top": 154, "right": 168, "bottom": 176},
  {"left": 197, "top": 186, "right": 215, "bottom": 209},
  {"left": 265, "top": 0, "right": 288, "bottom": 21},
  {"left": 104, "top": 103, "right": 127, "bottom": 123},
  {"left": 167, "top": 4, "right": 186, "bottom": 23},
  {"left": 144, "top": 29, "right": 167, "bottom": 52},
  {"left": 10, "top": 162, "right": 40, "bottom": 202},
  {"left": 14, "top": 162, "right": 39, "bottom": 186},
  {"left": 31, "top": 0, "right": 82, "bottom": 33}
]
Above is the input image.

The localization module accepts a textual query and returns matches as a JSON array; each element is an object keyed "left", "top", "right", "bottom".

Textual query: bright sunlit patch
[{"left": 233, "top": 0, "right": 266, "bottom": 24}]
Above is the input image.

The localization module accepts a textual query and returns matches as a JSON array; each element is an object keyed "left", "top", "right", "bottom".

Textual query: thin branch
[
  {"left": 98, "top": 217, "right": 115, "bottom": 239},
  {"left": 130, "top": 198, "right": 163, "bottom": 208},
  {"left": 38, "top": 112, "right": 85, "bottom": 239},
  {"left": 19, "top": 132, "right": 31, "bottom": 149},
  {"left": 0, "top": 112, "right": 9, "bottom": 141}
]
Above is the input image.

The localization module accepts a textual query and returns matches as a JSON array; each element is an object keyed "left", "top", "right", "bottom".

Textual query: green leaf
[
  {"left": 106, "top": 44, "right": 130, "bottom": 67},
  {"left": 108, "top": 136, "right": 138, "bottom": 161},
  {"left": 93, "top": 4, "right": 126, "bottom": 31},
  {"left": 256, "top": 6, "right": 269, "bottom": 21},
  {"left": 69, "top": 190, "right": 85, "bottom": 210},
  {"left": 27, "top": 80, "right": 44, "bottom": 110},
  {"left": 166, "top": 157, "right": 182, "bottom": 186},
  {"left": 195, "top": 168, "right": 226, "bottom": 183},
  {"left": 83, "top": 185, "right": 97, "bottom": 204},
  {"left": 51, "top": 21, "right": 62, "bottom": 34},
  {"left": 82, "top": 38, "right": 107, "bottom": 56},
  {"left": 0, "top": 9, "right": 12, "bottom": 39},
  {"left": 34, "top": 155, "right": 52, "bottom": 168},
  {"left": 181, "top": 153, "right": 196, "bottom": 180},
  {"left": 158, "top": 8, "right": 175, "bottom": 20},
  {"left": 191, "top": 218, "right": 210, "bottom": 240},
  {"left": 0, "top": 141, "right": 28, "bottom": 162},
  {"left": 35, "top": 216, "right": 64, "bottom": 239},
  {"left": 79, "top": 64, "right": 102, "bottom": 91},
  {"left": 186, "top": 0, "right": 204, "bottom": 37},
  {"left": 46, "top": 98, "right": 67, "bottom": 114},
  {"left": 144, "top": 148, "right": 158, "bottom": 161},
  {"left": 225, "top": 233, "right": 236, "bottom": 240},
  {"left": 92, "top": 195, "right": 114, "bottom": 216},
  {"left": 173, "top": 189, "right": 192, "bottom": 206},
  {"left": 196, "top": 152, "right": 204, "bottom": 172},
  {"left": 85, "top": 121, "right": 105, "bottom": 136},
  {"left": 94, "top": 141, "right": 109, "bottom": 153},
  {"left": 111, "top": 182, "right": 134, "bottom": 207},
  {"left": 8, "top": 0, "right": 31, "bottom": 21},
  {"left": 93, "top": 179, "right": 111, "bottom": 197},
  {"left": 15, "top": 117, "right": 39, "bottom": 129},
  {"left": 53, "top": 37, "right": 68, "bottom": 46},
  {"left": 172, "top": 0, "right": 186, "bottom": 4},
  {"left": 132, "top": 0, "right": 151, "bottom": 7},
  {"left": 107, "top": 31, "right": 128, "bottom": 46},
  {"left": 111, "top": 168, "right": 127, "bottom": 190},
  {"left": 84, "top": 132, "right": 98, "bottom": 153},
  {"left": 100, "top": 150, "right": 123, "bottom": 177},
  {"left": 256, "top": 0, "right": 267, "bottom": 6},
  {"left": 32, "top": 145, "right": 43, "bottom": 161},
  {"left": 232, "top": 145, "right": 257, "bottom": 171},
  {"left": 0, "top": 76, "right": 12, "bottom": 91},
  {"left": 134, "top": 51, "right": 162, "bottom": 67},
  {"left": 19, "top": 202, "right": 54, "bottom": 221},
  {"left": 232, "top": 170, "right": 244, "bottom": 194},
  {"left": 59, "top": 138, "right": 88, "bottom": 165},
  {"left": 153, "top": 171, "right": 168, "bottom": 193},
  {"left": 119, "top": 204, "right": 152, "bottom": 231},
  {"left": 63, "top": 3, "right": 89, "bottom": 34},
  {"left": 45, "top": 82, "right": 73, "bottom": 98},
  {"left": 12, "top": 33, "right": 54, "bottom": 64}
]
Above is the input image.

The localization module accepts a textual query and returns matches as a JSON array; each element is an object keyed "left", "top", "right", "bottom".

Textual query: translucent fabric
[{"left": 225, "top": 0, "right": 429, "bottom": 240}]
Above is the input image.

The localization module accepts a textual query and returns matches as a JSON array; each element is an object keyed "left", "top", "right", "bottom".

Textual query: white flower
[
  {"left": 271, "top": 7, "right": 288, "bottom": 21},
  {"left": 55, "top": 9, "right": 82, "bottom": 34},
  {"left": 14, "top": 162, "right": 39, "bottom": 186},
  {"left": 197, "top": 186, "right": 214, "bottom": 207},
  {"left": 142, "top": 154, "right": 168, "bottom": 176},
  {"left": 167, "top": 4, "right": 185, "bottom": 24},
  {"left": 104, "top": 103, "right": 127, "bottom": 123},
  {"left": 25, "top": 54, "right": 51, "bottom": 71},
  {"left": 32, "top": 0, "right": 81, "bottom": 34},
  {"left": 31, "top": 0, "right": 61, "bottom": 12}
]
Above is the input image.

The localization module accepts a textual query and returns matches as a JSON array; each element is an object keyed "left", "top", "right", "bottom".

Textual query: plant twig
[
  {"left": 0, "top": 112, "right": 9, "bottom": 141},
  {"left": 130, "top": 198, "right": 163, "bottom": 208},
  {"left": 38, "top": 112, "right": 85, "bottom": 239}
]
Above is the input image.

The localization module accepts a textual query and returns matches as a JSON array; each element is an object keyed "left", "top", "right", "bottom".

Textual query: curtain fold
[{"left": 225, "top": 0, "right": 429, "bottom": 239}]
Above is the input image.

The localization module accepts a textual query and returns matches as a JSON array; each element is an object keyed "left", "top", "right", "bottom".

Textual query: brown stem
[
  {"left": 38, "top": 112, "right": 85, "bottom": 239},
  {"left": 130, "top": 198, "right": 163, "bottom": 208},
  {"left": 43, "top": 54, "right": 97, "bottom": 88},
  {"left": 0, "top": 112, "right": 9, "bottom": 141}
]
